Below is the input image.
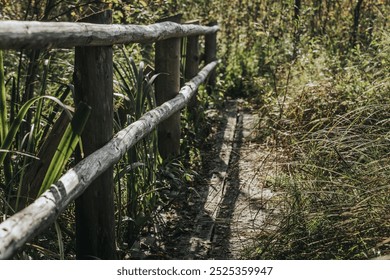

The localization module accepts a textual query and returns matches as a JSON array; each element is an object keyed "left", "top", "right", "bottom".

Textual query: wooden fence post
[
  {"left": 185, "top": 20, "right": 200, "bottom": 125},
  {"left": 205, "top": 21, "right": 218, "bottom": 94},
  {"left": 73, "top": 10, "right": 116, "bottom": 260},
  {"left": 155, "top": 15, "right": 182, "bottom": 159}
]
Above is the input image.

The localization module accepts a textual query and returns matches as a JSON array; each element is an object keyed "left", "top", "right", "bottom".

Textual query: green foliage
[
  {"left": 39, "top": 102, "right": 90, "bottom": 196},
  {"left": 0, "top": 95, "right": 71, "bottom": 167},
  {"left": 1, "top": 1, "right": 210, "bottom": 257},
  {"left": 245, "top": 2, "right": 390, "bottom": 259},
  {"left": 256, "top": 102, "right": 390, "bottom": 259},
  {"left": 1, "top": 0, "right": 388, "bottom": 260},
  {"left": 113, "top": 46, "right": 159, "bottom": 248},
  {"left": 0, "top": 51, "right": 8, "bottom": 145}
]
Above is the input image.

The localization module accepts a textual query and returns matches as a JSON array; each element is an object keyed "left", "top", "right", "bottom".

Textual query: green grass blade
[
  {"left": 54, "top": 221, "right": 65, "bottom": 260},
  {"left": 114, "top": 63, "right": 136, "bottom": 107},
  {"left": 38, "top": 102, "right": 90, "bottom": 196},
  {"left": 0, "top": 95, "right": 72, "bottom": 166},
  {"left": 0, "top": 149, "right": 39, "bottom": 159},
  {"left": 31, "top": 58, "right": 50, "bottom": 148},
  {"left": 136, "top": 61, "right": 144, "bottom": 119},
  {"left": 0, "top": 50, "right": 8, "bottom": 145},
  {"left": 144, "top": 73, "right": 159, "bottom": 108},
  {"left": 0, "top": 50, "right": 13, "bottom": 186},
  {"left": 41, "top": 84, "right": 71, "bottom": 138},
  {"left": 15, "top": 123, "right": 36, "bottom": 210}
]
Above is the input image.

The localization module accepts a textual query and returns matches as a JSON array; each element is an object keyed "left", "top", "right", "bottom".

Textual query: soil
[{"left": 130, "top": 98, "right": 281, "bottom": 260}]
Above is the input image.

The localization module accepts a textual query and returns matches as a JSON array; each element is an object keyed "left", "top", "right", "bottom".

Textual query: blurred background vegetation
[{"left": 0, "top": 0, "right": 389, "bottom": 259}]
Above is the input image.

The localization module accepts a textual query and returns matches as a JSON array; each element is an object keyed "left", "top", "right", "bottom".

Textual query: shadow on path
[
  {"left": 154, "top": 100, "right": 239, "bottom": 259},
  {"left": 208, "top": 110, "right": 243, "bottom": 259}
]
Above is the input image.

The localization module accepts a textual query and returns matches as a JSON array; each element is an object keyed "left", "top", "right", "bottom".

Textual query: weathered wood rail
[
  {"left": 0, "top": 21, "right": 219, "bottom": 49},
  {"left": 0, "top": 12, "right": 218, "bottom": 259}
]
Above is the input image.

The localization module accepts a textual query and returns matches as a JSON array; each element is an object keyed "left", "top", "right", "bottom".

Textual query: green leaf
[
  {"left": 38, "top": 102, "right": 91, "bottom": 196},
  {"left": 0, "top": 50, "right": 8, "bottom": 145},
  {"left": 0, "top": 95, "right": 72, "bottom": 166},
  {"left": 54, "top": 221, "right": 64, "bottom": 260}
]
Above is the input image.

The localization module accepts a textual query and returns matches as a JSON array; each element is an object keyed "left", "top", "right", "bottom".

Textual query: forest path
[{"left": 136, "top": 98, "right": 279, "bottom": 259}]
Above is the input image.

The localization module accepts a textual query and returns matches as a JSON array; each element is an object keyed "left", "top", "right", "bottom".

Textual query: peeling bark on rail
[
  {"left": 0, "top": 61, "right": 218, "bottom": 260},
  {"left": 0, "top": 21, "right": 219, "bottom": 49}
]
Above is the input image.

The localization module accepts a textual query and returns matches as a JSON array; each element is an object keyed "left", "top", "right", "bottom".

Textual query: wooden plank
[
  {"left": 0, "top": 21, "right": 219, "bottom": 49},
  {"left": 73, "top": 10, "right": 116, "bottom": 260},
  {"left": 0, "top": 61, "right": 217, "bottom": 260},
  {"left": 155, "top": 15, "right": 182, "bottom": 159}
]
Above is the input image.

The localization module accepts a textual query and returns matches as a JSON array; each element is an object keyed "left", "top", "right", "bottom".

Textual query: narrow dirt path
[
  {"left": 206, "top": 99, "right": 277, "bottom": 259},
  {"left": 141, "top": 98, "right": 280, "bottom": 259}
]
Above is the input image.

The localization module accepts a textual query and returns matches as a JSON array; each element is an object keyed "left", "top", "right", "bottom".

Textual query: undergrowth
[
  {"left": 248, "top": 29, "right": 390, "bottom": 260},
  {"left": 1, "top": 0, "right": 389, "bottom": 260}
]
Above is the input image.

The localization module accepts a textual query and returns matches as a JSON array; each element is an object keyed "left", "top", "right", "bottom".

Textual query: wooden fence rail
[
  {"left": 0, "top": 61, "right": 217, "bottom": 260},
  {"left": 0, "top": 13, "right": 218, "bottom": 259},
  {"left": 0, "top": 21, "right": 219, "bottom": 49}
]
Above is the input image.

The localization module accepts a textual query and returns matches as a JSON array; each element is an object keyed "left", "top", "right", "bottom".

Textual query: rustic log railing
[
  {"left": 0, "top": 21, "right": 219, "bottom": 49},
  {"left": 0, "top": 13, "right": 218, "bottom": 260}
]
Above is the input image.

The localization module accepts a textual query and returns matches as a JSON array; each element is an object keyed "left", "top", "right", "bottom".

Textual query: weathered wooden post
[
  {"left": 73, "top": 10, "right": 116, "bottom": 260},
  {"left": 185, "top": 20, "right": 200, "bottom": 125},
  {"left": 205, "top": 21, "right": 218, "bottom": 94},
  {"left": 155, "top": 15, "right": 182, "bottom": 159}
]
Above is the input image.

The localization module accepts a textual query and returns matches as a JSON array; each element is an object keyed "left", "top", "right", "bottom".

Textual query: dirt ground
[{"left": 131, "top": 98, "right": 281, "bottom": 259}]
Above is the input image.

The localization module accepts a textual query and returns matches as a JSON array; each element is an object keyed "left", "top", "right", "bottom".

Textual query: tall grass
[
  {"left": 0, "top": 44, "right": 92, "bottom": 258},
  {"left": 248, "top": 25, "right": 390, "bottom": 259},
  {"left": 113, "top": 46, "right": 160, "bottom": 249},
  {"left": 0, "top": 51, "right": 8, "bottom": 144}
]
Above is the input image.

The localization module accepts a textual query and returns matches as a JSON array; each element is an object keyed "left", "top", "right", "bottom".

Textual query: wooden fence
[{"left": 0, "top": 11, "right": 218, "bottom": 259}]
